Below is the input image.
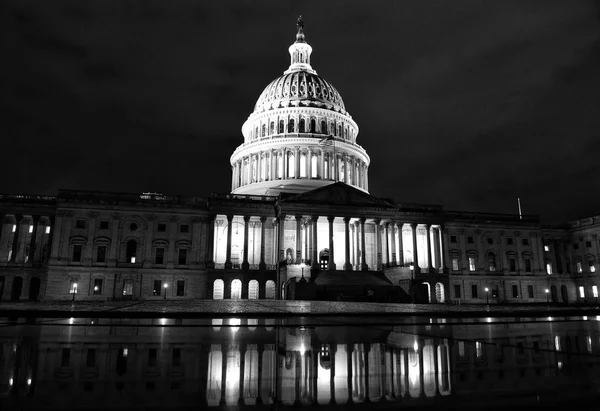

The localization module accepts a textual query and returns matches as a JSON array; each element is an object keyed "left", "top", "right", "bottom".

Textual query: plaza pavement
[{"left": 2, "top": 299, "right": 600, "bottom": 318}]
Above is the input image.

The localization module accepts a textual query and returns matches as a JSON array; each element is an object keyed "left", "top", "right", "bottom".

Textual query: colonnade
[
  {"left": 247, "top": 115, "right": 355, "bottom": 143},
  {"left": 0, "top": 214, "right": 53, "bottom": 264},
  {"left": 231, "top": 148, "right": 368, "bottom": 191}
]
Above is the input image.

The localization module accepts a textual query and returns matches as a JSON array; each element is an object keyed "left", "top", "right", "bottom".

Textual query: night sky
[{"left": 2, "top": 1, "right": 599, "bottom": 223}]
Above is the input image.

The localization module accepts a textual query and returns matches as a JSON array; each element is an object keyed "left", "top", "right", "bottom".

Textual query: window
[
  {"left": 525, "top": 258, "right": 532, "bottom": 272},
  {"left": 178, "top": 249, "right": 187, "bottom": 265},
  {"left": 544, "top": 245, "right": 550, "bottom": 252},
  {"left": 155, "top": 248, "right": 165, "bottom": 264},
  {"left": 176, "top": 280, "right": 185, "bottom": 296},
  {"left": 99, "top": 220, "right": 109, "bottom": 230},
  {"left": 546, "top": 263, "right": 553, "bottom": 275},
  {"left": 512, "top": 285, "right": 519, "bottom": 298},
  {"left": 61, "top": 348, "right": 71, "bottom": 367},
  {"left": 522, "top": 238, "right": 529, "bottom": 246},
  {"left": 12, "top": 224, "right": 16, "bottom": 232},
  {"left": 488, "top": 253, "right": 496, "bottom": 271},
  {"left": 148, "top": 348, "right": 157, "bottom": 367},
  {"left": 97, "top": 246, "right": 107, "bottom": 263},
  {"left": 454, "top": 284, "right": 461, "bottom": 298},
  {"left": 586, "top": 241, "right": 592, "bottom": 248},
  {"left": 70, "top": 280, "right": 78, "bottom": 294},
  {"left": 577, "top": 261, "right": 583, "bottom": 273},
  {"left": 279, "top": 120, "right": 284, "bottom": 133},
  {"left": 126, "top": 240, "right": 137, "bottom": 263},
  {"left": 157, "top": 223, "right": 166, "bottom": 232},
  {"left": 129, "top": 223, "right": 138, "bottom": 231},
  {"left": 579, "top": 286, "right": 585, "bottom": 298},
  {"left": 458, "top": 341, "right": 465, "bottom": 356},
  {"left": 153, "top": 280, "right": 162, "bottom": 296},
  {"left": 593, "top": 285, "right": 598, "bottom": 298},
  {"left": 451, "top": 257, "right": 459, "bottom": 271},
  {"left": 471, "top": 284, "right": 478, "bottom": 299},
  {"left": 180, "top": 224, "right": 189, "bottom": 233},
  {"left": 122, "top": 280, "right": 133, "bottom": 296},
  {"left": 93, "top": 279, "right": 103, "bottom": 295},
  {"left": 468, "top": 257, "right": 476, "bottom": 272},
  {"left": 589, "top": 260, "right": 596, "bottom": 273},
  {"left": 45, "top": 226, "right": 51, "bottom": 234},
  {"left": 574, "top": 243, "right": 579, "bottom": 250},
  {"left": 509, "top": 258, "right": 516, "bottom": 272},
  {"left": 72, "top": 245, "right": 83, "bottom": 262},
  {"left": 528, "top": 285, "right": 534, "bottom": 298},
  {"left": 288, "top": 119, "right": 295, "bottom": 133},
  {"left": 172, "top": 348, "right": 181, "bottom": 367},
  {"left": 487, "top": 238, "right": 493, "bottom": 245},
  {"left": 506, "top": 238, "right": 513, "bottom": 245},
  {"left": 86, "top": 349, "right": 96, "bottom": 367},
  {"left": 450, "top": 235, "right": 457, "bottom": 243},
  {"left": 28, "top": 225, "right": 33, "bottom": 233},
  {"left": 75, "top": 219, "right": 86, "bottom": 229},
  {"left": 475, "top": 341, "right": 483, "bottom": 358},
  {"left": 467, "top": 236, "right": 474, "bottom": 244}
]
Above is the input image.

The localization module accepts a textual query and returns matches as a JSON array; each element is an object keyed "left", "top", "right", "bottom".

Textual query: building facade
[{"left": 1, "top": 19, "right": 599, "bottom": 304}]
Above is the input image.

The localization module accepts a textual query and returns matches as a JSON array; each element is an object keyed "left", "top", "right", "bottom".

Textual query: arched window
[
  {"left": 261, "top": 124, "right": 266, "bottom": 137},
  {"left": 310, "top": 118, "right": 316, "bottom": 133},
  {"left": 213, "top": 279, "right": 224, "bottom": 300},
  {"left": 255, "top": 126, "right": 258, "bottom": 139},
  {"left": 265, "top": 280, "right": 276, "bottom": 299},
  {"left": 311, "top": 155, "right": 318, "bottom": 178},
  {"left": 299, "top": 118, "right": 305, "bottom": 133},
  {"left": 300, "top": 154, "right": 307, "bottom": 177},
  {"left": 435, "top": 283, "right": 445, "bottom": 303},
  {"left": 231, "top": 279, "right": 242, "bottom": 299},
  {"left": 288, "top": 119, "right": 295, "bottom": 133},
  {"left": 251, "top": 158, "right": 257, "bottom": 182},
  {"left": 338, "top": 125, "right": 342, "bottom": 136},
  {"left": 126, "top": 240, "right": 137, "bottom": 263},
  {"left": 321, "top": 120, "right": 327, "bottom": 134},
  {"left": 279, "top": 120, "right": 284, "bottom": 133},
  {"left": 488, "top": 252, "right": 497, "bottom": 271},
  {"left": 248, "top": 280, "right": 259, "bottom": 299},
  {"left": 269, "top": 121, "right": 275, "bottom": 135}
]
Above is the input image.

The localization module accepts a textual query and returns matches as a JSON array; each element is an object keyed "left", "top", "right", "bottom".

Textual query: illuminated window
[
  {"left": 458, "top": 341, "right": 465, "bottom": 356},
  {"left": 451, "top": 257, "right": 459, "bottom": 271},
  {"left": 45, "top": 226, "right": 51, "bottom": 234},
  {"left": 28, "top": 225, "right": 33, "bottom": 233},
  {"left": 579, "top": 286, "right": 585, "bottom": 298},
  {"left": 248, "top": 280, "right": 259, "bottom": 299},
  {"left": 577, "top": 261, "right": 583, "bottom": 273},
  {"left": 554, "top": 336, "right": 561, "bottom": 351},
  {"left": 93, "top": 279, "right": 103, "bottom": 295},
  {"left": 69, "top": 280, "right": 78, "bottom": 294},
  {"left": 546, "top": 263, "right": 553, "bottom": 275},
  {"left": 469, "top": 257, "right": 476, "bottom": 272},
  {"left": 488, "top": 253, "right": 497, "bottom": 271},
  {"left": 589, "top": 261, "right": 596, "bottom": 273},
  {"left": 12, "top": 224, "right": 16, "bottom": 232},
  {"left": 544, "top": 245, "right": 550, "bottom": 252},
  {"left": 213, "top": 279, "right": 224, "bottom": 299},
  {"left": 231, "top": 279, "right": 242, "bottom": 299},
  {"left": 288, "top": 154, "right": 295, "bottom": 178},
  {"left": 476, "top": 342, "right": 483, "bottom": 358},
  {"left": 587, "top": 336, "right": 592, "bottom": 353},
  {"left": 593, "top": 286, "right": 598, "bottom": 298},
  {"left": 299, "top": 154, "right": 307, "bottom": 177},
  {"left": 311, "top": 155, "right": 317, "bottom": 178}
]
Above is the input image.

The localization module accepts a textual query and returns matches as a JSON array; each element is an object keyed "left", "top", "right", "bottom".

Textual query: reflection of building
[
  {"left": 3, "top": 316, "right": 600, "bottom": 408},
  {"left": 1, "top": 18, "right": 600, "bottom": 304}
]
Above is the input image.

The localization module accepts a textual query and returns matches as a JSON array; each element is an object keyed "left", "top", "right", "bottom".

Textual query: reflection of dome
[{"left": 253, "top": 71, "right": 346, "bottom": 114}]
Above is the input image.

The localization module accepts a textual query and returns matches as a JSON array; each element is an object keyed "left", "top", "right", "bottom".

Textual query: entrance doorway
[
  {"left": 11, "top": 277, "right": 23, "bottom": 301},
  {"left": 319, "top": 249, "right": 329, "bottom": 270}
]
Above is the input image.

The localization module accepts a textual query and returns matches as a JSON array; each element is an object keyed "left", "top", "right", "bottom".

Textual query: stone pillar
[
  {"left": 220, "top": 345, "right": 228, "bottom": 406},
  {"left": 344, "top": 217, "right": 352, "bottom": 270},
  {"left": 311, "top": 216, "right": 319, "bottom": 270},
  {"left": 374, "top": 219, "right": 382, "bottom": 270},
  {"left": 259, "top": 217, "right": 266, "bottom": 270},
  {"left": 10, "top": 214, "right": 22, "bottom": 262},
  {"left": 295, "top": 216, "right": 302, "bottom": 264},
  {"left": 397, "top": 223, "right": 404, "bottom": 265},
  {"left": 225, "top": 215, "right": 233, "bottom": 269},
  {"left": 278, "top": 215, "right": 286, "bottom": 263},
  {"left": 49, "top": 212, "right": 63, "bottom": 262},
  {"left": 33, "top": 217, "right": 46, "bottom": 263},
  {"left": 426, "top": 224, "right": 433, "bottom": 270},
  {"left": 360, "top": 218, "right": 368, "bottom": 271},
  {"left": 346, "top": 344, "right": 354, "bottom": 404},
  {"left": 329, "top": 344, "right": 337, "bottom": 404},
  {"left": 384, "top": 222, "right": 390, "bottom": 267},
  {"left": 207, "top": 215, "right": 215, "bottom": 268},
  {"left": 59, "top": 212, "right": 73, "bottom": 261},
  {"left": 418, "top": 341, "right": 425, "bottom": 398},
  {"left": 411, "top": 223, "right": 420, "bottom": 272},
  {"left": 433, "top": 227, "right": 441, "bottom": 271},
  {"left": 144, "top": 215, "right": 155, "bottom": 267},
  {"left": 363, "top": 343, "right": 371, "bottom": 402},
  {"left": 344, "top": 154, "right": 349, "bottom": 184},
  {"left": 328, "top": 216, "right": 336, "bottom": 271},
  {"left": 354, "top": 222, "right": 360, "bottom": 269},
  {"left": 390, "top": 222, "right": 397, "bottom": 266},
  {"left": 191, "top": 217, "right": 202, "bottom": 266},
  {"left": 28, "top": 216, "right": 40, "bottom": 264},
  {"left": 83, "top": 211, "right": 98, "bottom": 265},
  {"left": 294, "top": 147, "right": 300, "bottom": 179},
  {"left": 238, "top": 344, "right": 247, "bottom": 405},
  {"left": 283, "top": 149, "right": 289, "bottom": 179},
  {"left": 167, "top": 216, "right": 177, "bottom": 267},
  {"left": 242, "top": 216, "right": 250, "bottom": 271}
]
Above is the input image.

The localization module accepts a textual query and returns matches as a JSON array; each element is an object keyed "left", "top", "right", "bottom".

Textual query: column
[
  {"left": 426, "top": 224, "right": 433, "bottom": 271},
  {"left": 397, "top": 223, "right": 404, "bottom": 265},
  {"left": 311, "top": 216, "right": 319, "bottom": 270},
  {"left": 346, "top": 344, "right": 354, "bottom": 404},
  {"left": 363, "top": 343, "right": 371, "bottom": 402},
  {"left": 242, "top": 216, "right": 250, "bottom": 271},
  {"left": 318, "top": 150, "right": 324, "bottom": 179},
  {"left": 257, "top": 152, "right": 263, "bottom": 182},
  {"left": 360, "top": 218, "right": 368, "bottom": 271},
  {"left": 418, "top": 341, "right": 425, "bottom": 397},
  {"left": 10, "top": 215, "right": 22, "bottom": 262},
  {"left": 304, "top": 221, "right": 309, "bottom": 263},
  {"left": 167, "top": 216, "right": 177, "bottom": 267},
  {"left": 374, "top": 219, "right": 382, "bottom": 270},
  {"left": 220, "top": 345, "right": 228, "bottom": 406},
  {"left": 278, "top": 215, "right": 286, "bottom": 263},
  {"left": 354, "top": 222, "right": 360, "bottom": 269},
  {"left": 328, "top": 216, "right": 336, "bottom": 271},
  {"left": 390, "top": 222, "right": 397, "bottom": 266},
  {"left": 259, "top": 217, "right": 266, "bottom": 270},
  {"left": 295, "top": 216, "right": 302, "bottom": 264},
  {"left": 433, "top": 227, "right": 441, "bottom": 271},
  {"left": 46, "top": 216, "right": 56, "bottom": 263},
  {"left": 231, "top": 165, "right": 236, "bottom": 189},
  {"left": 283, "top": 149, "right": 288, "bottom": 179},
  {"left": 365, "top": 167, "right": 369, "bottom": 192},
  {"left": 344, "top": 155, "right": 349, "bottom": 184},
  {"left": 329, "top": 345, "right": 337, "bottom": 404},
  {"left": 384, "top": 222, "right": 390, "bottom": 267},
  {"left": 32, "top": 217, "right": 46, "bottom": 263},
  {"left": 307, "top": 220, "right": 313, "bottom": 266},
  {"left": 84, "top": 211, "right": 98, "bottom": 265},
  {"left": 411, "top": 223, "right": 420, "bottom": 272},
  {"left": 403, "top": 350, "right": 411, "bottom": 398},
  {"left": 344, "top": 217, "right": 352, "bottom": 270},
  {"left": 59, "top": 212, "right": 74, "bottom": 261},
  {"left": 27, "top": 216, "right": 40, "bottom": 264},
  {"left": 207, "top": 215, "right": 215, "bottom": 268},
  {"left": 144, "top": 215, "right": 155, "bottom": 267},
  {"left": 225, "top": 215, "right": 233, "bottom": 269},
  {"left": 238, "top": 344, "right": 247, "bottom": 405},
  {"left": 432, "top": 340, "right": 440, "bottom": 396},
  {"left": 191, "top": 217, "right": 202, "bottom": 266},
  {"left": 294, "top": 147, "right": 300, "bottom": 179}
]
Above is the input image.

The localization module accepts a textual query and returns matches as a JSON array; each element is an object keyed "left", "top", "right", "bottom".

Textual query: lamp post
[
  {"left": 485, "top": 287, "right": 489, "bottom": 305},
  {"left": 545, "top": 288, "right": 549, "bottom": 306},
  {"left": 163, "top": 283, "right": 168, "bottom": 301},
  {"left": 71, "top": 282, "right": 77, "bottom": 302}
]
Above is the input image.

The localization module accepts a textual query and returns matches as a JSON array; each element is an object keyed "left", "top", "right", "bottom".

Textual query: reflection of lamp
[{"left": 485, "top": 287, "right": 489, "bottom": 305}]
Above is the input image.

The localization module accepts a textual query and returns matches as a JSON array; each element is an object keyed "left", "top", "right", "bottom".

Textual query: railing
[{"left": 212, "top": 263, "right": 276, "bottom": 271}]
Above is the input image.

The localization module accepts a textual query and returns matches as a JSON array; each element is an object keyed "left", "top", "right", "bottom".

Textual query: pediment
[{"left": 279, "top": 182, "right": 396, "bottom": 209}]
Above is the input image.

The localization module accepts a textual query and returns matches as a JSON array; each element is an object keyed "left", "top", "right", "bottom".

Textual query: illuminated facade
[{"left": 0, "top": 19, "right": 600, "bottom": 304}]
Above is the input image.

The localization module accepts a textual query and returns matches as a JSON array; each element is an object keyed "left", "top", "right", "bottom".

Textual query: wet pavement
[{"left": 2, "top": 299, "right": 600, "bottom": 317}]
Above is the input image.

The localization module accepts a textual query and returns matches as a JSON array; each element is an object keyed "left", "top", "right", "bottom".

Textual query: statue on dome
[{"left": 297, "top": 15, "right": 304, "bottom": 30}]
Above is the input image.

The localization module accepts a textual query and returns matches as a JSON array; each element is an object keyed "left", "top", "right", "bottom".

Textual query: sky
[{"left": 1, "top": 0, "right": 599, "bottom": 223}]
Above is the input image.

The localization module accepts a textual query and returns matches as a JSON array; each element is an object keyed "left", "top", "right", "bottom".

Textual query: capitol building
[{"left": 0, "top": 19, "right": 599, "bottom": 305}]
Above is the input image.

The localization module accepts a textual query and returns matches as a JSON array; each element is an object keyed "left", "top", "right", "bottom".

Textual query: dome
[{"left": 253, "top": 71, "right": 347, "bottom": 114}]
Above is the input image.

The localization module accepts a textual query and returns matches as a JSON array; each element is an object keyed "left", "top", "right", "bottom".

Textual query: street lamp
[
  {"left": 485, "top": 287, "right": 489, "bottom": 305},
  {"left": 545, "top": 288, "right": 550, "bottom": 306},
  {"left": 163, "top": 283, "right": 168, "bottom": 300},
  {"left": 71, "top": 282, "right": 78, "bottom": 302}
]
